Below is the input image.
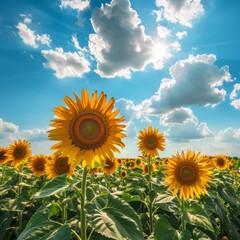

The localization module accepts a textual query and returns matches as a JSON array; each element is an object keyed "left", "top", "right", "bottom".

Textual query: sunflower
[
  {"left": 28, "top": 154, "right": 47, "bottom": 177},
  {"left": 48, "top": 90, "right": 126, "bottom": 169},
  {"left": 135, "top": 158, "right": 142, "bottom": 167},
  {"left": 45, "top": 154, "right": 75, "bottom": 179},
  {"left": 142, "top": 163, "right": 156, "bottom": 174},
  {"left": 164, "top": 150, "right": 213, "bottom": 200},
  {"left": 213, "top": 155, "right": 228, "bottom": 170},
  {"left": 138, "top": 126, "right": 165, "bottom": 157},
  {"left": 89, "top": 167, "right": 99, "bottom": 175},
  {"left": 128, "top": 160, "right": 136, "bottom": 169},
  {"left": 0, "top": 147, "right": 9, "bottom": 165},
  {"left": 120, "top": 170, "right": 127, "bottom": 178},
  {"left": 7, "top": 140, "right": 31, "bottom": 168},
  {"left": 200, "top": 155, "right": 214, "bottom": 167},
  {"left": 102, "top": 157, "right": 118, "bottom": 175}
]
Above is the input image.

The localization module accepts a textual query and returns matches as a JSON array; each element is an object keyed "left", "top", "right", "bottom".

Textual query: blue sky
[{"left": 1, "top": 0, "right": 240, "bottom": 158}]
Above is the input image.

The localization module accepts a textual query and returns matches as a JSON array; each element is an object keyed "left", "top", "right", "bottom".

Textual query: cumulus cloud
[
  {"left": 149, "top": 54, "right": 233, "bottom": 114},
  {"left": 89, "top": 0, "right": 169, "bottom": 78},
  {"left": 160, "top": 107, "right": 197, "bottom": 126},
  {"left": 125, "top": 121, "right": 137, "bottom": 139},
  {"left": 160, "top": 108, "right": 212, "bottom": 142},
  {"left": 205, "top": 127, "right": 240, "bottom": 157},
  {"left": 16, "top": 15, "right": 51, "bottom": 48},
  {"left": 0, "top": 118, "right": 18, "bottom": 139},
  {"left": 157, "top": 26, "right": 170, "bottom": 38},
  {"left": 176, "top": 31, "right": 187, "bottom": 39},
  {"left": 21, "top": 129, "right": 48, "bottom": 142},
  {"left": 230, "top": 83, "right": 240, "bottom": 109},
  {"left": 155, "top": 0, "right": 204, "bottom": 27},
  {"left": 60, "top": 0, "right": 90, "bottom": 12},
  {"left": 71, "top": 34, "right": 87, "bottom": 52},
  {"left": 41, "top": 47, "right": 90, "bottom": 79},
  {"left": 115, "top": 98, "right": 151, "bottom": 123}
]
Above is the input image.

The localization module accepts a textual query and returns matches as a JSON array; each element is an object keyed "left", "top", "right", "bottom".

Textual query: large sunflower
[
  {"left": 48, "top": 90, "right": 126, "bottom": 169},
  {"left": 213, "top": 155, "right": 228, "bottom": 170},
  {"left": 102, "top": 157, "right": 118, "bottom": 175},
  {"left": 7, "top": 140, "right": 31, "bottom": 168},
  {"left": 138, "top": 126, "right": 165, "bottom": 157},
  {"left": 0, "top": 147, "right": 9, "bottom": 165},
  {"left": 164, "top": 150, "right": 212, "bottom": 200},
  {"left": 28, "top": 154, "right": 47, "bottom": 177},
  {"left": 45, "top": 154, "right": 75, "bottom": 179}
]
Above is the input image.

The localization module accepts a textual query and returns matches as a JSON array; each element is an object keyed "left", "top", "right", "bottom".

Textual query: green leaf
[
  {"left": 217, "top": 185, "right": 238, "bottom": 208},
  {"left": 183, "top": 202, "right": 214, "bottom": 232},
  {"left": 193, "top": 228, "right": 211, "bottom": 240},
  {"left": 86, "top": 193, "right": 144, "bottom": 240},
  {"left": 32, "top": 174, "right": 80, "bottom": 199},
  {"left": 154, "top": 216, "right": 191, "bottom": 240},
  {"left": 154, "top": 193, "right": 179, "bottom": 214},
  {"left": 17, "top": 205, "right": 62, "bottom": 240},
  {"left": 52, "top": 224, "right": 72, "bottom": 240},
  {"left": 0, "top": 195, "right": 30, "bottom": 211}
]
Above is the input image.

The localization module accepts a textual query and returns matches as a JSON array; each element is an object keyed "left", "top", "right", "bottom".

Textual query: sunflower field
[{"left": 0, "top": 90, "right": 240, "bottom": 240}]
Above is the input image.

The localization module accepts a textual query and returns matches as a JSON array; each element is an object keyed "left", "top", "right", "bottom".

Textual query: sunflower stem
[
  {"left": 61, "top": 191, "right": 67, "bottom": 224},
  {"left": 0, "top": 164, "right": 6, "bottom": 185},
  {"left": 180, "top": 197, "right": 186, "bottom": 231},
  {"left": 147, "top": 155, "right": 154, "bottom": 234},
  {"left": 147, "top": 155, "right": 152, "bottom": 191},
  {"left": 17, "top": 164, "right": 24, "bottom": 236},
  {"left": 81, "top": 167, "right": 88, "bottom": 240}
]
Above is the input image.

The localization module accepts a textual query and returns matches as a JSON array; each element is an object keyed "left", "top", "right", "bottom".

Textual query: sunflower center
[
  {"left": 121, "top": 171, "right": 126, "bottom": 177},
  {"left": 0, "top": 151, "right": 7, "bottom": 160},
  {"left": 70, "top": 113, "right": 108, "bottom": 150},
  {"left": 33, "top": 159, "right": 45, "bottom": 172},
  {"left": 54, "top": 157, "right": 70, "bottom": 175},
  {"left": 105, "top": 158, "right": 114, "bottom": 169},
  {"left": 176, "top": 163, "right": 198, "bottom": 185},
  {"left": 144, "top": 135, "right": 158, "bottom": 150},
  {"left": 217, "top": 158, "right": 225, "bottom": 167},
  {"left": 13, "top": 147, "right": 26, "bottom": 159}
]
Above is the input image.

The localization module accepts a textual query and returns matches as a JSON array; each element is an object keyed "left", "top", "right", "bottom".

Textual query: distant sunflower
[
  {"left": 138, "top": 126, "right": 165, "bottom": 157},
  {"left": 28, "top": 154, "right": 47, "bottom": 177},
  {"left": 48, "top": 90, "right": 126, "bottom": 169},
  {"left": 45, "top": 154, "right": 75, "bottom": 179},
  {"left": 102, "top": 157, "right": 118, "bottom": 175},
  {"left": 121, "top": 170, "right": 127, "bottom": 178},
  {"left": 7, "top": 140, "right": 31, "bottom": 168},
  {"left": 213, "top": 155, "right": 228, "bottom": 170},
  {"left": 164, "top": 150, "right": 213, "bottom": 200},
  {"left": 142, "top": 163, "right": 156, "bottom": 174},
  {"left": 128, "top": 160, "right": 136, "bottom": 169},
  {"left": 89, "top": 167, "right": 99, "bottom": 175},
  {"left": 0, "top": 147, "right": 9, "bottom": 165},
  {"left": 200, "top": 155, "right": 214, "bottom": 167},
  {"left": 135, "top": 158, "right": 142, "bottom": 167}
]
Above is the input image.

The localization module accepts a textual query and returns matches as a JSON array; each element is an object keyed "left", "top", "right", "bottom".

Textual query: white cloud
[
  {"left": 176, "top": 31, "right": 187, "bottom": 39},
  {"left": 157, "top": 26, "right": 170, "bottom": 38},
  {"left": 21, "top": 129, "right": 48, "bottom": 142},
  {"left": 41, "top": 47, "right": 90, "bottom": 79},
  {"left": 0, "top": 118, "right": 18, "bottom": 139},
  {"left": 60, "top": 0, "right": 90, "bottom": 12},
  {"left": 161, "top": 108, "right": 212, "bottom": 142},
  {"left": 149, "top": 54, "right": 233, "bottom": 114},
  {"left": 230, "top": 83, "right": 240, "bottom": 109},
  {"left": 71, "top": 33, "right": 87, "bottom": 52},
  {"left": 125, "top": 121, "right": 137, "bottom": 139},
  {"left": 171, "top": 41, "right": 181, "bottom": 52},
  {"left": 160, "top": 107, "right": 197, "bottom": 126},
  {"left": 16, "top": 15, "right": 51, "bottom": 48},
  {"left": 89, "top": 0, "right": 169, "bottom": 78},
  {"left": 155, "top": 0, "right": 204, "bottom": 27},
  {"left": 231, "top": 99, "right": 240, "bottom": 109},
  {"left": 116, "top": 98, "right": 151, "bottom": 123}
]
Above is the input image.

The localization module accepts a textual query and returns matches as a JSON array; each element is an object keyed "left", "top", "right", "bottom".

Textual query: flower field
[{"left": 0, "top": 90, "right": 240, "bottom": 240}]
